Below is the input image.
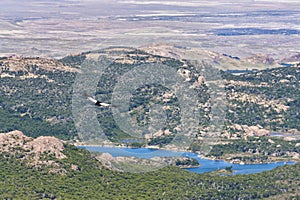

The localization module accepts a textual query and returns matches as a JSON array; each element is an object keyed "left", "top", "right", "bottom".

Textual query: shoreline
[{"left": 76, "top": 144, "right": 298, "bottom": 165}]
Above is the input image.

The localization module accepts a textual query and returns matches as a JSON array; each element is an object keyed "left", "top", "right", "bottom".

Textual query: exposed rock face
[
  {"left": 245, "top": 125, "right": 270, "bottom": 137},
  {"left": 230, "top": 124, "right": 270, "bottom": 137},
  {"left": 25, "top": 136, "right": 66, "bottom": 160},
  {"left": 145, "top": 129, "right": 173, "bottom": 140},
  {"left": 0, "top": 130, "right": 66, "bottom": 165},
  {"left": 0, "top": 130, "right": 32, "bottom": 151}
]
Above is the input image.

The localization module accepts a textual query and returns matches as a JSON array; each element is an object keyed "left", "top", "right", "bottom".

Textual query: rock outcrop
[{"left": 0, "top": 130, "right": 66, "bottom": 167}]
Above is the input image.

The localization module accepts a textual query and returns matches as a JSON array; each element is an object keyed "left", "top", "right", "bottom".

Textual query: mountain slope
[
  {"left": 0, "top": 47, "right": 299, "bottom": 144},
  {"left": 0, "top": 56, "right": 77, "bottom": 139}
]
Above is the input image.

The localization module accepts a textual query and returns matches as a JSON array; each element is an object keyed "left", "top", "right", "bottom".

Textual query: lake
[
  {"left": 271, "top": 132, "right": 300, "bottom": 140},
  {"left": 79, "top": 146, "right": 295, "bottom": 175}
]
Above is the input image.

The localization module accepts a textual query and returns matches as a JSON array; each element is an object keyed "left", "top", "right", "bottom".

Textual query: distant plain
[{"left": 1, "top": 0, "right": 300, "bottom": 61}]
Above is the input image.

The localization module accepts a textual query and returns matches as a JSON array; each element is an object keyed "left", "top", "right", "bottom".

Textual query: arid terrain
[{"left": 1, "top": 0, "right": 300, "bottom": 62}]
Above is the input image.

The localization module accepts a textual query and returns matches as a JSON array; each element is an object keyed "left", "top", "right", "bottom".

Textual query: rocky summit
[{"left": 0, "top": 130, "right": 66, "bottom": 169}]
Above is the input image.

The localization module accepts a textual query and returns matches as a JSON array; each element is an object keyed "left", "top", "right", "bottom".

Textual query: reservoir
[{"left": 80, "top": 146, "right": 295, "bottom": 175}]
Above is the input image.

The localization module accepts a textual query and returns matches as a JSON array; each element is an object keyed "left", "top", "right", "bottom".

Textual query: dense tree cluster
[
  {"left": 0, "top": 66, "right": 76, "bottom": 139},
  {"left": 207, "top": 136, "right": 300, "bottom": 162}
]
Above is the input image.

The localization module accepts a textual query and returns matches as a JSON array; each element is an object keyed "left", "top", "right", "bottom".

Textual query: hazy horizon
[{"left": 1, "top": 0, "right": 300, "bottom": 59}]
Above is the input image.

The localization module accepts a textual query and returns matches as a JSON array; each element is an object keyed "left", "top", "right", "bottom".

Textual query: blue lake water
[
  {"left": 271, "top": 132, "right": 300, "bottom": 139},
  {"left": 80, "top": 146, "right": 295, "bottom": 175}
]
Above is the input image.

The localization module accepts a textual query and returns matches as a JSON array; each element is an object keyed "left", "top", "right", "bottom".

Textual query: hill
[
  {"left": 0, "top": 130, "right": 299, "bottom": 199},
  {"left": 0, "top": 47, "right": 299, "bottom": 145},
  {"left": 0, "top": 56, "right": 77, "bottom": 139},
  {"left": 140, "top": 44, "right": 282, "bottom": 70}
]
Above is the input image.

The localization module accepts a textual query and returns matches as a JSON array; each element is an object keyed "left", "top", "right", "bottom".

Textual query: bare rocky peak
[
  {"left": 0, "top": 130, "right": 66, "bottom": 162},
  {"left": 0, "top": 130, "right": 32, "bottom": 149},
  {"left": 0, "top": 56, "right": 79, "bottom": 73},
  {"left": 26, "top": 136, "right": 66, "bottom": 159}
]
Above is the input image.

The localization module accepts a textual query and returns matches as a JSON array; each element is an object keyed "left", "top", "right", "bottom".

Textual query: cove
[{"left": 79, "top": 146, "right": 295, "bottom": 175}]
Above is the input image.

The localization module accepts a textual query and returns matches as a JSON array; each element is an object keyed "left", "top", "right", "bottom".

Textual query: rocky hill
[
  {"left": 0, "top": 130, "right": 70, "bottom": 172},
  {"left": 0, "top": 130, "right": 65, "bottom": 159},
  {"left": 0, "top": 46, "right": 299, "bottom": 147},
  {"left": 140, "top": 44, "right": 281, "bottom": 70},
  {"left": 223, "top": 66, "right": 300, "bottom": 136},
  {"left": 0, "top": 56, "right": 77, "bottom": 139}
]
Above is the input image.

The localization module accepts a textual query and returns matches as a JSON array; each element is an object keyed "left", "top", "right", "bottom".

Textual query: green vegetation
[
  {"left": 60, "top": 48, "right": 212, "bottom": 144},
  {"left": 1, "top": 51, "right": 299, "bottom": 144},
  {"left": 0, "top": 145, "right": 299, "bottom": 199},
  {"left": 0, "top": 107, "right": 72, "bottom": 139},
  {"left": 0, "top": 51, "right": 299, "bottom": 198},
  {"left": 175, "top": 158, "right": 199, "bottom": 167},
  {"left": 207, "top": 137, "right": 300, "bottom": 162},
  {"left": 222, "top": 67, "right": 300, "bottom": 131},
  {"left": 0, "top": 65, "right": 76, "bottom": 139},
  {"left": 225, "top": 166, "right": 233, "bottom": 172}
]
